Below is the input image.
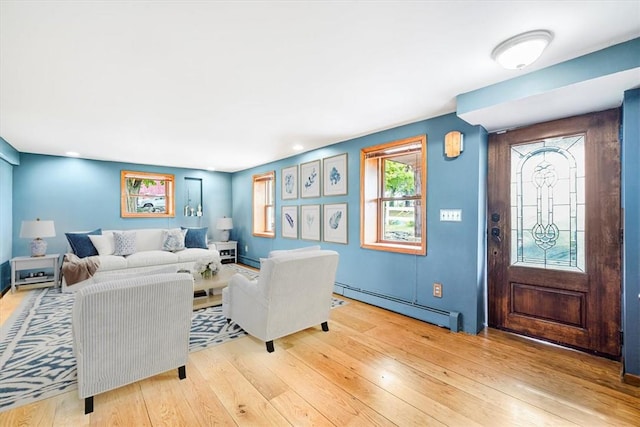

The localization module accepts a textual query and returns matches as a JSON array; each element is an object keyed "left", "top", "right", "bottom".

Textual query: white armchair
[
  {"left": 72, "top": 272, "right": 194, "bottom": 414},
  {"left": 222, "top": 249, "right": 339, "bottom": 352}
]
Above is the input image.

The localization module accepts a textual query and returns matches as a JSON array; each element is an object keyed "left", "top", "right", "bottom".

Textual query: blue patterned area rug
[{"left": 0, "top": 264, "right": 346, "bottom": 413}]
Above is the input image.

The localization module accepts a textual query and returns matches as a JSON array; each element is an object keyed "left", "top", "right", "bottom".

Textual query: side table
[
  {"left": 214, "top": 241, "right": 237, "bottom": 264},
  {"left": 10, "top": 253, "right": 61, "bottom": 293}
]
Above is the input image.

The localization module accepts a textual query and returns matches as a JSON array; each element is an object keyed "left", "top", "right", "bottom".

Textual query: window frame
[
  {"left": 252, "top": 171, "right": 275, "bottom": 238},
  {"left": 360, "top": 135, "right": 427, "bottom": 255},
  {"left": 120, "top": 170, "right": 175, "bottom": 218}
]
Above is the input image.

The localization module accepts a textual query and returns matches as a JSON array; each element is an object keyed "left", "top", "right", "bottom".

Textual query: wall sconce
[
  {"left": 444, "top": 131, "right": 464, "bottom": 159},
  {"left": 491, "top": 30, "right": 553, "bottom": 70},
  {"left": 216, "top": 217, "right": 234, "bottom": 242},
  {"left": 20, "top": 218, "right": 56, "bottom": 257}
]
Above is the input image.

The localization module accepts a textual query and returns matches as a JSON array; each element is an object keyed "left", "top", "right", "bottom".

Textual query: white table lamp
[
  {"left": 216, "top": 217, "right": 233, "bottom": 242},
  {"left": 20, "top": 219, "right": 56, "bottom": 257}
]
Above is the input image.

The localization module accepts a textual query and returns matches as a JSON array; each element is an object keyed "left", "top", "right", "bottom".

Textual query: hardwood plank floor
[{"left": 1, "top": 288, "right": 638, "bottom": 426}]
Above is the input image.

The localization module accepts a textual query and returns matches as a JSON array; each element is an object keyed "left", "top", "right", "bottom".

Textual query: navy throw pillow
[
  {"left": 65, "top": 228, "right": 101, "bottom": 258},
  {"left": 181, "top": 227, "right": 208, "bottom": 249}
]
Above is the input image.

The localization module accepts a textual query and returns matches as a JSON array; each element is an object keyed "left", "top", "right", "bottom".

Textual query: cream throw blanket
[{"left": 62, "top": 253, "right": 101, "bottom": 286}]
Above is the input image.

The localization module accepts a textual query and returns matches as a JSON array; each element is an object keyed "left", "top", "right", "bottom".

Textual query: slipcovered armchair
[
  {"left": 222, "top": 249, "right": 339, "bottom": 352},
  {"left": 72, "top": 272, "right": 194, "bottom": 414}
]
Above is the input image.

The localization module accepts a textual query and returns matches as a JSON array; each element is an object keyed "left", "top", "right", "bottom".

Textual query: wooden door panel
[
  {"left": 510, "top": 282, "right": 586, "bottom": 327},
  {"left": 488, "top": 109, "right": 621, "bottom": 358}
]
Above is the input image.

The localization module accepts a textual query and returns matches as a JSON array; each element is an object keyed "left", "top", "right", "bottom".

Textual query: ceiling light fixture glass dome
[{"left": 492, "top": 30, "right": 553, "bottom": 70}]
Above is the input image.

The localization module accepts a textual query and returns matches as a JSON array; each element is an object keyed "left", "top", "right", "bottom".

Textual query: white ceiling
[{"left": 1, "top": 1, "right": 639, "bottom": 172}]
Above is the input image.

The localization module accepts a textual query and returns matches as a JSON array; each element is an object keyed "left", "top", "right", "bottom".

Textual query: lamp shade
[
  {"left": 216, "top": 217, "right": 234, "bottom": 230},
  {"left": 20, "top": 220, "right": 56, "bottom": 238}
]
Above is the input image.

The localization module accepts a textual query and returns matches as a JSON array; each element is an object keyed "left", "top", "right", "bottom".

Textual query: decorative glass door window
[{"left": 510, "top": 135, "right": 585, "bottom": 271}]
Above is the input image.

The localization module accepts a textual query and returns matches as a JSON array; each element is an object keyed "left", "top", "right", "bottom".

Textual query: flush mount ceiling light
[{"left": 491, "top": 30, "right": 553, "bottom": 70}]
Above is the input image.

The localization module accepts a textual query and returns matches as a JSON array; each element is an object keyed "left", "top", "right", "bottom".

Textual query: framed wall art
[
  {"left": 323, "top": 203, "right": 347, "bottom": 244},
  {"left": 323, "top": 153, "right": 348, "bottom": 196},
  {"left": 281, "top": 205, "right": 298, "bottom": 239},
  {"left": 300, "top": 204, "right": 321, "bottom": 241},
  {"left": 281, "top": 165, "right": 298, "bottom": 200},
  {"left": 300, "top": 159, "right": 321, "bottom": 198}
]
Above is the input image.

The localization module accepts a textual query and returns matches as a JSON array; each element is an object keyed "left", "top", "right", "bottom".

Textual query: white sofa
[
  {"left": 222, "top": 248, "right": 339, "bottom": 352},
  {"left": 72, "top": 272, "right": 193, "bottom": 414},
  {"left": 62, "top": 228, "right": 220, "bottom": 292}
]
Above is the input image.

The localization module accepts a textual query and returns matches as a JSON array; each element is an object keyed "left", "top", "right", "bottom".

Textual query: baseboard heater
[
  {"left": 237, "top": 256, "right": 461, "bottom": 332},
  {"left": 334, "top": 282, "right": 462, "bottom": 332}
]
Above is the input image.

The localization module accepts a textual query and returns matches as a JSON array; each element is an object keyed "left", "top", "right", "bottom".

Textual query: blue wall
[
  {"left": 0, "top": 137, "right": 19, "bottom": 293},
  {"left": 12, "top": 154, "right": 232, "bottom": 257},
  {"left": 232, "top": 113, "right": 488, "bottom": 334},
  {"left": 622, "top": 88, "right": 640, "bottom": 377}
]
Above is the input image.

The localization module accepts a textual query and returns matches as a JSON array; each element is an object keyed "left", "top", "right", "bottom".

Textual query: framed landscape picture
[
  {"left": 300, "top": 159, "right": 321, "bottom": 198},
  {"left": 300, "top": 204, "right": 321, "bottom": 241},
  {"left": 323, "top": 153, "right": 348, "bottom": 196},
  {"left": 323, "top": 203, "right": 347, "bottom": 244},
  {"left": 281, "top": 205, "right": 298, "bottom": 239},
  {"left": 281, "top": 165, "right": 298, "bottom": 200}
]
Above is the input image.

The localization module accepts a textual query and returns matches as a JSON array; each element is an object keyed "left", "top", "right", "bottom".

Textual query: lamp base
[
  {"left": 30, "top": 238, "right": 47, "bottom": 257},
  {"left": 219, "top": 230, "right": 230, "bottom": 242}
]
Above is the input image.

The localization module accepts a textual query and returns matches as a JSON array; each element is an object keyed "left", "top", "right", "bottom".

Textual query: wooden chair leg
[
  {"left": 84, "top": 396, "right": 94, "bottom": 414},
  {"left": 321, "top": 321, "right": 329, "bottom": 332},
  {"left": 266, "top": 340, "right": 275, "bottom": 353},
  {"left": 178, "top": 365, "right": 186, "bottom": 380}
]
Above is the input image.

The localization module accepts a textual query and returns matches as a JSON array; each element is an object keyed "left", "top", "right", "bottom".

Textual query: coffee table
[{"left": 192, "top": 267, "right": 236, "bottom": 310}]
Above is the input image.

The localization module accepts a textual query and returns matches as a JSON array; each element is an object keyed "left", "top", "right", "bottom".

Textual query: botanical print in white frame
[
  {"left": 300, "top": 159, "right": 321, "bottom": 198},
  {"left": 323, "top": 203, "right": 347, "bottom": 244},
  {"left": 281, "top": 205, "right": 298, "bottom": 239},
  {"left": 281, "top": 165, "right": 298, "bottom": 200},
  {"left": 323, "top": 153, "right": 348, "bottom": 196},
  {"left": 300, "top": 204, "right": 321, "bottom": 241}
]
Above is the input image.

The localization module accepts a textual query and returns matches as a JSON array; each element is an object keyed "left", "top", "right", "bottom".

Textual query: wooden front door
[{"left": 487, "top": 109, "right": 622, "bottom": 358}]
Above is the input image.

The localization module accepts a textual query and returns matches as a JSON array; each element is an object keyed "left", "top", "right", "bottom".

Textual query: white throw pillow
[
  {"left": 113, "top": 231, "right": 137, "bottom": 256},
  {"left": 162, "top": 228, "right": 187, "bottom": 252},
  {"left": 88, "top": 234, "right": 115, "bottom": 256}
]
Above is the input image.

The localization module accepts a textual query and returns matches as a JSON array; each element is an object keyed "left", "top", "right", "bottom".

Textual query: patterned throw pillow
[
  {"left": 181, "top": 227, "right": 208, "bottom": 249},
  {"left": 113, "top": 231, "right": 137, "bottom": 256},
  {"left": 162, "top": 228, "right": 187, "bottom": 252},
  {"left": 65, "top": 229, "right": 101, "bottom": 258}
]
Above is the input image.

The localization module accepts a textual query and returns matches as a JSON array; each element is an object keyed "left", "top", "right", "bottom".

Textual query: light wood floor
[{"left": 1, "top": 288, "right": 639, "bottom": 426}]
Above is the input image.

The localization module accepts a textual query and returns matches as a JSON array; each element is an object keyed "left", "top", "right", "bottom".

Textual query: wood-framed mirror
[{"left": 121, "top": 170, "right": 175, "bottom": 218}]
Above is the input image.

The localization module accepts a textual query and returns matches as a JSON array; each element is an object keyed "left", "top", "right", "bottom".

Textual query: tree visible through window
[{"left": 361, "top": 135, "right": 427, "bottom": 255}]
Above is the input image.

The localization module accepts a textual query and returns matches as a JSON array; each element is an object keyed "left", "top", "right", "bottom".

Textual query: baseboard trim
[
  {"left": 334, "top": 283, "right": 462, "bottom": 332},
  {"left": 622, "top": 372, "right": 640, "bottom": 387}
]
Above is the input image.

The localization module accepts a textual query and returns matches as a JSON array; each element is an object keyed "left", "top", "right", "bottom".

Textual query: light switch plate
[{"left": 440, "top": 209, "right": 462, "bottom": 222}]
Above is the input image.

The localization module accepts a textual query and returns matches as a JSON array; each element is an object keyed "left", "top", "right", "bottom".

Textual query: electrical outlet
[
  {"left": 245, "top": 245, "right": 249, "bottom": 253},
  {"left": 433, "top": 282, "right": 443, "bottom": 298}
]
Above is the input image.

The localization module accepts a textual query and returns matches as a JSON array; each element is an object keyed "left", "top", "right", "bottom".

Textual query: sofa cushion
[
  {"left": 95, "top": 255, "right": 128, "bottom": 271},
  {"left": 162, "top": 228, "right": 187, "bottom": 252},
  {"left": 92, "top": 265, "right": 178, "bottom": 283},
  {"left": 89, "top": 232, "right": 115, "bottom": 256},
  {"left": 182, "top": 227, "right": 208, "bottom": 249},
  {"left": 65, "top": 229, "right": 102, "bottom": 258},
  {"left": 113, "top": 231, "right": 137, "bottom": 256},
  {"left": 176, "top": 248, "right": 214, "bottom": 263},
  {"left": 126, "top": 250, "right": 177, "bottom": 268}
]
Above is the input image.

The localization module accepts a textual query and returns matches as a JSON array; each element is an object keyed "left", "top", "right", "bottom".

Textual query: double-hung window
[
  {"left": 253, "top": 171, "right": 275, "bottom": 237},
  {"left": 360, "top": 135, "right": 427, "bottom": 255}
]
